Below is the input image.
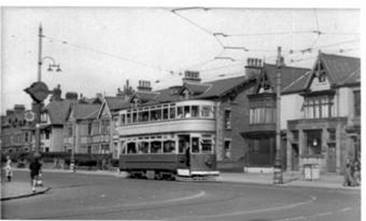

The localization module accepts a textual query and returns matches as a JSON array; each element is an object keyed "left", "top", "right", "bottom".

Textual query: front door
[
  {"left": 327, "top": 144, "right": 336, "bottom": 172},
  {"left": 291, "top": 144, "right": 299, "bottom": 171}
]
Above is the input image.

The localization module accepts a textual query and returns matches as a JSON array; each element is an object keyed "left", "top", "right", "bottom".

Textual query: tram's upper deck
[{"left": 114, "top": 100, "right": 217, "bottom": 136}]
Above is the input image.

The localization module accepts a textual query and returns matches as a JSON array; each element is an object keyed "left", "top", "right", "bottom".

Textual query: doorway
[{"left": 291, "top": 144, "right": 299, "bottom": 171}]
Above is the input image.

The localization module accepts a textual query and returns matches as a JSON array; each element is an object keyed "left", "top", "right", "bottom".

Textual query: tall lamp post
[
  {"left": 273, "top": 46, "right": 284, "bottom": 184},
  {"left": 24, "top": 24, "right": 61, "bottom": 156}
]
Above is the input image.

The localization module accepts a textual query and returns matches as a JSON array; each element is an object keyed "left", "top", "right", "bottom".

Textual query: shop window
[
  {"left": 306, "top": 130, "right": 322, "bottom": 155},
  {"left": 224, "top": 140, "right": 231, "bottom": 159},
  {"left": 192, "top": 137, "right": 200, "bottom": 153}
]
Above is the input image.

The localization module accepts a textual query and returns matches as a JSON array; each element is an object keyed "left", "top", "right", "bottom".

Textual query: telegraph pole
[{"left": 273, "top": 46, "right": 283, "bottom": 184}]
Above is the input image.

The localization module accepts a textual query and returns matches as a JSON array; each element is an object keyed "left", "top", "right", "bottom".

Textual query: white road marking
[{"left": 340, "top": 207, "right": 352, "bottom": 212}]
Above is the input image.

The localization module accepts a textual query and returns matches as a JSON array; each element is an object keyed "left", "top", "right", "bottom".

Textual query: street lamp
[{"left": 26, "top": 24, "right": 62, "bottom": 156}]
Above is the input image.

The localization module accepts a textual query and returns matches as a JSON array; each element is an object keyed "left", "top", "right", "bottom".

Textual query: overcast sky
[{"left": 1, "top": 7, "right": 360, "bottom": 114}]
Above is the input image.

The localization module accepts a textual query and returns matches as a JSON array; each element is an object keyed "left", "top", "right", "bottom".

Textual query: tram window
[
  {"left": 170, "top": 107, "right": 176, "bottom": 119},
  {"left": 151, "top": 109, "right": 161, "bottom": 121},
  {"left": 191, "top": 137, "right": 199, "bottom": 153},
  {"left": 133, "top": 111, "right": 138, "bottom": 123},
  {"left": 177, "top": 107, "right": 183, "bottom": 118},
  {"left": 151, "top": 141, "right": 162, "bottom": 153},
  {"left": 184, "top": 106, "right": 191, "bottom": 118},
  {"left": 138, "top": 142, "right": 149, "bottom": 153},
  {"left": 127, "top": 142, "right": 136, "bottom": 154},
  {"left": 202, "top": 139, "right": 212, "bottom": 152},
  {"left": 163, "top": 108, "right": 169, "bottom": 120},
  {"left": 141, "top": 110, "right": 149, "bottom": 122},
  {"left": 126, "top": 113, "right": 132, "bottom": 124},
  {"left": 201, "top": 105, "right": 211, "bottom": 118},
  {"left": 163, "top": 140, "right": 175, "bottom": 153},
  {"left": 121, "top": 114, "right": 126, "bottom": 125},
  {"left": 191, "top": 106, "right": 199, "bottom": 117}
]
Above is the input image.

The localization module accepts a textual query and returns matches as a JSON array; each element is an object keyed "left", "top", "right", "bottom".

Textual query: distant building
[{"left": 1, "top": 105, "right": 33, "bottom": 154}]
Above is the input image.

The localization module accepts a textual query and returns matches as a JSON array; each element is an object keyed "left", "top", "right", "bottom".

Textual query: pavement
[
  {"left": 1, "top": 168, "right": 359, "bottom": 201},
  {"left": 1, "top": 181, "right": 51, "bottom": 201}
]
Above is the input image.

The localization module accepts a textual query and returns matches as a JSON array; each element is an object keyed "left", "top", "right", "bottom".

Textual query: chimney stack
[
  {"left": 65, "top": 92, "right": 78, "bottom": 100},
  {"left": 245, "top": 58, "right": 263, "bottom": 79},
  {"left": 14, "top": 104, "right": 25, "bottom": 113},
  {"left": 182, "top": 70, "right": 201, "bottom": 84},
  {"left": 137, "top": 80, "right": 152, "bottom": 92}
]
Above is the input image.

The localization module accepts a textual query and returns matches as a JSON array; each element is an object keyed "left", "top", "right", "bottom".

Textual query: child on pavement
[{"left": 5, "top": 156, "right": 13, "bottom": 182}]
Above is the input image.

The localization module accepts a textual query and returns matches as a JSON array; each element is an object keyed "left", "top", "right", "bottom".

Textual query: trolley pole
[{"left": 273, "top": 46, "right": 283, "bottom": 184}]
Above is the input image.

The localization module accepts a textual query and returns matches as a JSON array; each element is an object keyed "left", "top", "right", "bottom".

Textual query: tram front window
[
  {"left": 192, "top": 106, "right": 199, "bottom": 117},
  {"left": 192, "top": 137, "right": 200, "bottom": 153},
  {"left": 202, "top": 139, "right": 213, "bottom": 152}
]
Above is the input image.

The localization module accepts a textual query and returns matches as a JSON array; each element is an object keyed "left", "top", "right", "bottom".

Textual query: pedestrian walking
[
  {"left": 5, "top": 156, "right": 13, "bottom": 182},
  {"left": 29, "top": 156, "right": 42, "bottom": 192},
  {"left": 353, "top": 159, "right": 361, "bottom": 186},
  {"left": 343, "top": 158, "right": 355, "bottom": 187}
]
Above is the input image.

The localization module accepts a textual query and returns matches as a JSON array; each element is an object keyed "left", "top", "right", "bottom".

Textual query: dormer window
[{"left": 318, "top": 72, "right": 326, "bottom": 82}]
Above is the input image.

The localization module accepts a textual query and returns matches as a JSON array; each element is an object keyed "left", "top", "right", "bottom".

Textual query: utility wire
[{"left": 43, "top": 35, "right": 174, "bottom": 74}]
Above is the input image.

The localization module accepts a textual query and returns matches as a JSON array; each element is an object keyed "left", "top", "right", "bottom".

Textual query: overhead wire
[{"left": 43, "top": 35, "right": 174, "bottom": 74}]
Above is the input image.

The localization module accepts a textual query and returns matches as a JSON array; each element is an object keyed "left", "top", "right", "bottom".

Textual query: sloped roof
[
  {"left": 73, "top": 104, "right": 101, "bottom": 120},
  {"left": 262, "top": 63, "right": 311, "bottom": 93},
  {"left": 45, "top": 100, "right": 74, "bottom": 125},
  {"left": 320, "top": 53, "right": 360, "bottom": 85},
  {"left": 104, "top": 96, "right": 130, "bottom": 111},
  {"left": 197, "top": 74, "right": 250, "bottom": 99},
  {"left": 183, "top": 82, "right": 210, "bottom": 95}
]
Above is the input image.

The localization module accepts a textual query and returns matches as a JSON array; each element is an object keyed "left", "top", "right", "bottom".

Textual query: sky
[{"left": 1, "top": 7, "right": 360, "bottom": 114}]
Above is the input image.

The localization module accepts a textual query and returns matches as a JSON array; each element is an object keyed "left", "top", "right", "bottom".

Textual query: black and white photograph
[{"left": 0, "top": 3, "right": 361, "bottom": 220}]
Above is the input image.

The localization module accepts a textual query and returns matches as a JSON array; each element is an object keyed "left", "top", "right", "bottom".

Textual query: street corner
[{"left": 1, "top": 182, "right": 52, "bottom": 201}]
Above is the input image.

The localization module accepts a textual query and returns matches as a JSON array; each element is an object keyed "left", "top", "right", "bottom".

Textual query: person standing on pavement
[
  {"left": 5, "top": 156, "right": 13, "bottom": 182},
  {"left": 343, "top": 157, "right": 354, "bottom": 186},
  {"left": 29, "top": 157, "right": 42, "bottom": 192}
]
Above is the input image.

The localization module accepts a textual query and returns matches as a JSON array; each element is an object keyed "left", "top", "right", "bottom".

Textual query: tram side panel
[{"left": 119, "top": 154, "right": 188, "bottom": 173}]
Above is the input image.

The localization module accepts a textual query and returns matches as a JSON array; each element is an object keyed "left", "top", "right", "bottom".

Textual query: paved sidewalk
[
  {"left": 1, "top": 181, "right": 51, "bottom": 201},
  {"left": 220, "top": 172, "right": 360, "bottom": 190}
]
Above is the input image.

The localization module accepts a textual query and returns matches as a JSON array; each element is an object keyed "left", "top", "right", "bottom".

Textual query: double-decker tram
[{"left": 116, "top": 100, "right": 220, "bottom": 180}]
